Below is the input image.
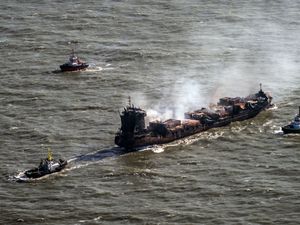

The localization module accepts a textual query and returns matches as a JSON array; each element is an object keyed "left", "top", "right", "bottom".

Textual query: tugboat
[
  {"left": 59, "top": 48, "right": 89, "bottom": 72},
  {"left": 115, "top": 84, "right": 273, "bottom": 149},
  {"left": 282, "top": 107, "right": 300, "bottom": 134},
  {"left": 16, "top": 150, "right": 68, "bottom": 181}
]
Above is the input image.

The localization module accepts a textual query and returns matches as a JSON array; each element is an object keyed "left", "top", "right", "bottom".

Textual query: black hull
[
  {"left": 115, "top": 104, "right": 271, "bottom": 149},
  {"left": 60, "top": 63, "right": 89, "bottom": 72},
  {"left": 213, "top": 106, "right": 262, "bottom": 127},
  {"left": 24, "top": 160, "right": 67, "bottom": 179},
  {"left": 282, "top": 126, "right": 300, "bottom": 134}
]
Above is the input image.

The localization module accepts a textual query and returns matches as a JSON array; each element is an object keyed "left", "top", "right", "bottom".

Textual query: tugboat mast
[{"left": 71, "top": 48, "right": 75, "bottom": 57}]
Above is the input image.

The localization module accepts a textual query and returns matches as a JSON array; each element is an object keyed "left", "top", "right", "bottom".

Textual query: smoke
[
  {"left": 127, "top": 3, "right": 300, "bottom": 123},
  {"left": 129, "top": 77, "right": 209, "bottom": 122},
  {"left": 170, "top": 79, "right": 208, "bottom": 119},
  {"left": 208, "top": 19, "right": 300, "bottom": 102},
  {"left": 211, "top": 63, "right": 257, "bottom": 101},
  {"left": 146, "top": 108, "right": 174, "bottom": 122}
]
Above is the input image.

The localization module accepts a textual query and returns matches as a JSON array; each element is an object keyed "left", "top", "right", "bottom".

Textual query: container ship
[{"left": 115, "top": 84, "right": 273, "bottom": 149}]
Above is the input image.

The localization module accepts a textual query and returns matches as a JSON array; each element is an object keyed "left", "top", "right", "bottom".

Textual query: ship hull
[
  {"left": 115, "top": 87, "right": 273, "bottom": 149},
  {"left": 282, "top": 126, "right": 300, "bottom": 134},
  {"left": 115, "top": 104, "right": 271, "bottom": 149},
  {"left": 60, "top": 63, "right": 89, "bottom": 72},
  {"left": 115, "top": 126, "right": 209, "bottom": 148}
]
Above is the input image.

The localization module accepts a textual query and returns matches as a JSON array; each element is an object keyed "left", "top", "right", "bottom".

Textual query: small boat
[
  {"left": 282, "top": 107, "right": 300, "bottom": 134},
  {"left": 16, "top": 150, "right": 67, "bottom": 181},
  {"left": 60, "top": 48, "right": 89, "bottom": 72}
]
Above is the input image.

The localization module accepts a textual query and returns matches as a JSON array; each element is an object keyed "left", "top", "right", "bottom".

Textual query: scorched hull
[
  {"left": 115, "top": 107, "right": 267, "bottom": 149},
  {"left": 115, "top": 86, "right": 273, "bottom": 149}
]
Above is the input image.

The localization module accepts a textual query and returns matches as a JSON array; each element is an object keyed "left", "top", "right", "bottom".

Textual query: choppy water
[{"left": 1, "top": 0, "right": 299, "bottom": 224}]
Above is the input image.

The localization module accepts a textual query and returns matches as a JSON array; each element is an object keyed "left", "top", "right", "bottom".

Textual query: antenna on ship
[
  {"left": 128, "top": 96, "right": 131, "bottom": 107},
  {"left": 259, "top": 83, "right": 262, "bottom": 91},
  {"left": 68, "top": 40, "right": 78, "bottom": 57}
]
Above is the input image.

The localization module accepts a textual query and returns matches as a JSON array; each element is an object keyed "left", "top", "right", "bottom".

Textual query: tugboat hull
[
  {"left": 60, "top": 63, "right": 89, "bottom": 72},
  {"left": 282, "top": 126, "right": 300, "bottom": 134},
  {"left": 24, "top": 160, "right": 67, "bottom": 179}
]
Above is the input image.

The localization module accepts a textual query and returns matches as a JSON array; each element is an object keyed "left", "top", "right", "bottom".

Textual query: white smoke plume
[{"left": 127, "top": 7, "right": 300, "bottom": 123}]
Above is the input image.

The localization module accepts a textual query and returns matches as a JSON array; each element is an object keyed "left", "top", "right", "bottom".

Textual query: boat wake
[
  {"left": 85, "top": 66, "right": 103, "bottom": 72},
  {"left": 10, "top": 147, "right": 130, "bottom": 182},
  {"left": 268, "top": 104, "right": 278, "bottom": 110},
  {"left": 10, "top": 131, "right": 224, "bottom": 182},
  {"left": 86, "top": 63, "right": 113, "bottom": 72},
  {"left": 138, "top": 130, "right": 224, "bottom": 153},
  {"left": 274, "top": 127, "right": 283, "bottom": 134},
  {"left": 71, "top": 147, "right": 129, "bottom": 162},
  {"left": 137, "top": 145, "right": 165, "bottom": 153},
  {"left": 10, "top": 169, "right": 67, "bottom": 183}
]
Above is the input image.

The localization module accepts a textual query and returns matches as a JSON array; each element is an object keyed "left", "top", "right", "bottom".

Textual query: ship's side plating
[{"left": 115, "top": 85, "right": 273, "bottom": 149}]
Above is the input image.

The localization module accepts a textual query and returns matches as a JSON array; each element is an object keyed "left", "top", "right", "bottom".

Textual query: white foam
[
  {"left": 86, "top": 66, "right": 103, "bottom": 72},
  {"left": 268, "top": 104, "right": 278, "bottom": 110},
  {"left": 151, "top": 145, "right": 164, "bottom": 153},
  {"left": 274, "top": 128, "right": 283, "bottom": 134}
]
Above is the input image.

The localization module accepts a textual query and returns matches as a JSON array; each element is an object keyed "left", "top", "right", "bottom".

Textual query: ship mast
[
  {"left": 260, "top": 83, "right": 262, "bottom": 91},
  {"left": 128, "top": 96, "right": 131, "bottom": 107},
  {"left": 68, "top": 40, "right": 78, "bottom": 57}
]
